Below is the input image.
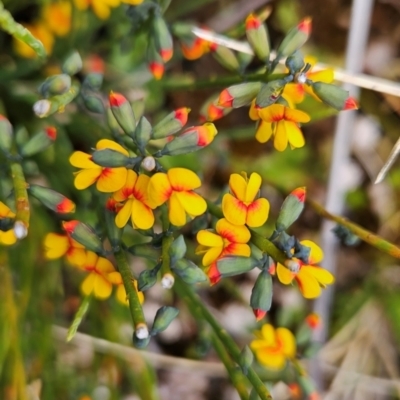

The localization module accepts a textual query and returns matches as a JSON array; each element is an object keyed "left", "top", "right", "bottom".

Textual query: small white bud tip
[
  {"left": 135, "top": 324, "right": 149, "bottom": 340},
  {"left": 284, "top": 259, "right": 300, "bottom": 273},
  {"left": 161, "top": 273, "right": 175, "bottom": 289},
  {"left": 141, "top": 156, "right": 156, "bottom": 171},
  {"left": 33, "top": 100, "right": 51, "bottom": 118},
  {"left": 13, "top": 221, "right": 28, "bottom": 239},
  {"left": 296, "top": 73, "right": 307, "bottom": 84}
]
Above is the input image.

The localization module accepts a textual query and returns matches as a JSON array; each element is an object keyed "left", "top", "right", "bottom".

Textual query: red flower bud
[
  {"left": 253, "top": 309, "right": 267, "bottom": 321},
  {"left": 149, "top": 62, "right": 164, "bottom": 80},
  {"left": 208, "top": 262, "right": 221, "bottom": 286},
  {"left": 305, "top": 313, "right": 321, "bottom": 330},
  {"left": 174, "top": 107, "right": 190, "bottom": 125},
  {"left": 56, "top": 198, "right": 76, "bottom": 213},
  {"left": 45, "top": 126, "right": 57, "bottom": 140},
  {"left": 343, "top": 97, "right": 358, "bottom": 110},
  {"left": 291, "top": 186, "right": 306, "bottom": 202},
  {"left": 245, "top": 13, "right": 261, "bottom": 30},
  {"left": 109, "top": 91, "right": 128, "bottom": 107},
  {"left": 160, "top": 48, "right": 173, "bottom": 63},
  {"left": 298, "top": 17, "right": 312, "bottom": 34},
  {"left": 62, "top": 220, "right": 79, "bottom": 234},
  {"left": 218, "top": 89, "right": 234, "bottom": 108}
]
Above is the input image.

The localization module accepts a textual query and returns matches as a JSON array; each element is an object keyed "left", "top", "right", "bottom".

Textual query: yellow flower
[
  {"left": 276, "top": 240, "right": 335, "bottom": 299},
  {"left": 43, "top": 1, "right": 72, "bottom": 37},
  {"left": 147, "top": 168, "right": 207, "bottom": 227},
  {"left": 0, "top": 201, "right": 17, "bottom": 246},
  {"left": 69, "top": 139, "right": 129, "bottom": 193},
  {"left": 13, "top": 23, "right": 54, "bottom": 58},
  {"left": 80, "top": 251, "right": 115, "bottom": 299},
  {"left": 108, "top": 272, "right": 144, "bottom": 306},
  {"left": 251, "top": 103, "right": 310, "bottom": 152},
  {"left": 44, "top": 232, "right": 86, "bottom": 267},
  {"left": 74, "top": 0, "right": 142, "bottom": 20},
  {"left": 250, "top": 324, "right": 296, "bottom": 370},
  {"left": 196, "top": 218, "right": 251, "bottom": 266},
  {"left": 113, "top": 170, "right": 156, "bottom": 230},
  {"left": 222, "top": 172, "right": 270, "bottom": 227}
]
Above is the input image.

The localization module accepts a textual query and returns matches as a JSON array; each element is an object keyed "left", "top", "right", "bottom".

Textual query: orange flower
[
  {"left": 69, "top": 139, "right": 128, "bottom": 193},
  {"left": 222, "top": 172, "right": 270, "bottom": 227}
]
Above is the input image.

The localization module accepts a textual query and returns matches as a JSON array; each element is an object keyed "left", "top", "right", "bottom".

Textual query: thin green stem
[
  {"left": 115, "top": 249, "right": 147, "bottom": 331},
  {"left": 175, "top": 279, "right": 272, "bottom": 399},
  {"left": 160, "top": 206, "right": 173, "bottom": 275},
  {"left": 67, "top": 296, "right": 91, "bottom": 342},
  {"left": 307, "top": 199, "right": 400, "bottom": 259},
  {"left": 162, "top": 73, "right": 287, "bottom": 91},
  {"left": 10, "top": 160, "right": 29, "bottom": 238}
]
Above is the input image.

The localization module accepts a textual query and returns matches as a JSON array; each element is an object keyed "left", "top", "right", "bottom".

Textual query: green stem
[
  {"left": 10, "top": 160, "right": 29, "bottom": 238},
  {"left": 160, "top": 206, "right": 173, "bottom": 275},
  {"left": 308, "top": 199, "right": 400, "bottom": 259},
  {"left": 115, "top": 249, "right": 147, "bottom": 332},
  {"left": 162, "top": 73, "right": 287, "bottom": 91},
  {"left": 175, "top": 279, "right": 272, "bottom": 399},
  {"left": 67, "top": 296, "right": 91, "bottom": 342}
]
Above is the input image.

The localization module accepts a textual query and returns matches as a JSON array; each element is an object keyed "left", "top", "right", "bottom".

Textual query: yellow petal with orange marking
[
  {"left": 246, "top": 198, "right": 270, "bottom": 228},
  {"left": 301, "top": 240, "right": 324, "bottom": 264},
  {"left": 244, "top": 172, "right": 261, "bottom": 203},
  {"left": 249, "top": 100, "right": 260, "bottom": 121},
  {"left": 96, "top": 167, "right": 127, "bottom": 193},
  {"left": 258, "top": 104, "right": 285, "bottom": 122},
  {"left": 197, "top": 230, "right": 224, "bottom": 247},
  {"left": 222, "top": 194, "right": 246, "bottom": 226},
  {"left": 175, "top": 191, "right": 207, "bottom": 217},
  {"left": 74, "top": 168, "right": 102, "bottom": 190},
  {"left": 274, "top": 121, "right": 289, "bottom": 152},
  {"left": 70, "top": 151, "right": 98, "bottom": 169},
  {"left": 113, "top": 170, "right": 138, "bottom": 201},
  {"left": 202, "top": 246, "right": 223, "bottom": 266},
  {"left": 81, "top": 273, "right": 96, "bottom": 296},
  {"left": 276, "top": 328, "right": 296, "bottom": 358},
  {"left": 216, "top": 218, "right": 250, "bottom": 243},
  {"left": 131, "top": 198, "right": 154, "bottom": 230},
  {"left": 96, "top": 256, "right": 115, "bottom": 274},
  {"left": 285, "top": 121, "right": 305, "bottom": 149},
  {"left": 168, "top": 168, "right": 201, "bottom": 191},
  {"left": 223, "top": 243, "right": 251, "bottom": 258},
  {"left": 148, "top": 172, "right": 172, "bottom": 206},
  {"left": 96, "top": 139, "right": 129, "bottom": 156},
  {"left": 66, "top": 247, "right": 86, "bottom": 267},
  {"left": 282, "top": 83, "right": 305, "bottom": 104},
  {"left": 284, "top": 107, "right": 310, "bottom": 124},
  {"left": 168, "top": 192, "right": 187, "bottom": 226},
  {"left": 115, "top": 199, "right": 133, "bottom": 228},
  {"left": 296, "top": 269, "right": 321, "bottom": 299}
]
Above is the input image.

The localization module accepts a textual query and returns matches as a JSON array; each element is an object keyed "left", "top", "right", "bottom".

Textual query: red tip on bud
[
  {"left": 149, "top": 62, "right": 164, "bottom": 80},
  {"left": 245, "top": 13, "right": 261, "bottom": 30},
  {"left": 160, "top": 48, "right": 173, "bottom": 63},
  {"left": 206, "top": 104, "right": 225, "bottom": 121},
  {"left": 253, "top": 309, "right": 267, "bottom": 321},
  {"left": 309, "top": 392, "right": 320, "bottom": 400},
  {"left": 291, "top": 187, "right": 306, "bottom": 202},
  {"left": 208, "top": 262, "right": 221, "bottom": 286},
  {"left": 288, "top": 383, "right": 301, "bottom": 399},
  {"left": 106, "top": 197, "right": 119, "bottom": 212},
  {"left": 85, "top": 54, "right": 105, "bottom": 74},
  {"left": 268, "top": 262, "right": 276, "bottom": 275},
  {"left": 56, "top": 198, "right": 76, "bottom": 214},
  {"left": 109, "top": 92, "right": 128, "bottom": 107},
  {"left": 45, "top": 126, "right": 57, "bottom": 140},
  {"left": 298, "top": 17, "right": 312, "bottom": 34},
  {"left": 218, "top": 89, "right": 234, "bottom": 107},
  {"left": 174, "top": 107, "right": 190, "bottom": 125},
  {"left": 343, "top": 97, "right": 358, "bottom": 110},
  {"left": 62, "top": 220, "right": 79, "bottom": 234},
  {"left": 208, "top": 42, "right": 218, "bottom": 52},
  {"left": 305, "top": 313, "right": 321, "bottom": 330}
]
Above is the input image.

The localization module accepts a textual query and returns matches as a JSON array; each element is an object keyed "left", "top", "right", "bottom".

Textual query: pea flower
[
  {"left": 222, "top": 172, "right": 270, "bottom": 227},
  {"left": 147, "top": 168, "right": 207, "bottom": 227},
  {"left": 70, "top": 139, "right": 128, "bottom": 193},
  {"left": 108, "top": 272, "right": 144, "bottom": 306},
  {"left": 276, "top": 240, "right": 334, "bottom": 298},
  {"left": 250, "top": 323, "right": 296, "bottom": 370},
  {"left": 113, "top": 170, "right": 156, "bottom": 230},
  {"left": 44, "top": 232, "right": 86, "bottom": 267},
  {"left": 73, "top": 0, "right": 143, "bottom": 20},
  {"left": 196, "top": 218, "right": 251, "bottom": 266},
  {"left": 0, "top": 201, "right": 17, "bottom": 246},
  {"left": 250, "top": 103, "right": 310, "bottom": 151},
  {"left": 80, "top": 251, "right": 115, "bottom": 299}
]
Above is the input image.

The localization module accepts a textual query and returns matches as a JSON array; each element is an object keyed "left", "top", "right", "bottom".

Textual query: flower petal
[
  {"left": 0, "top": 230, "right": 17, "bottom": 245},
  {"left": 255, "top": 120, "right": 273, "bottom": 143},
  {"left": 167, "top": 168, "right": 201, "bottom": 191},
  {"left": 131, "top": 199, "right": 155, "bottom": 230},
  {"left": 0, "top": 201, "right": 15, "bottom": 218},
  {"left": 282, "top": 83, "right": 305, "bottom": 104},
  {"left": 283, "top": 107, "right": 310, "bottom": 124},
  {"left": 261, "top": 324, "right": 277, "bottom": 346},
  {"left": 276, "top": 263, "right": 294, "bottom": 285},
  {"left": 307, "top": 68, "right": 334, "bottom": 84},
  {"left": 168, "top": 192, "right": 187, "bottom": 226},
  {"left": 246, "top": 198, "right": 270, "bottom": 228},
  {"left": 222, "top": 243, "right": 251, "bottom": 257},
  {"left": 202, "top": 246, "right": 223, "bottom": 266},
  {"left": 296, "top": 269, "right": 321, "bottom": 299},
  {"left": 274, "top": 121, "right": 288, "bottom": 152},
  {"left": 113, "top": 170, "right": 137, "bottom": 202},
  {"left": 116, "top": 284, "right": 127, "bottom": 304},
  {"left": 249, "top": 100, "right": 260, "bottom": 121},
  {"left": 96, "top": 139, "right": 129, "bottom": 156},
  {"left": 44, "top": 233, "right": 70, "bottom": 258},
  {"left": 96, "top": 256, "right": 115, "bottom": 274},
  {"left": 245, "top": 172, "right": 262, "bottom": 203},
  {"left": 258, "top": 104, "right": 285, "bottom": 122},
  {"left": 96, "top": 167, "right": 128, "bottom": 193},
  {"left": 70, "top": 151, "right": 98, "bottom": 168},
  {"left": 93, "top": 275, "right": 113, "bottom": 299},
  {"left": 74, "top": 168, "right": 102, "bottom": 190},
  {"left": 229, "top": 173, "right": 247, "bottom": 201},
  {"left": 81, "top": 273, "right": 96, "bottom": 296},
  {"left": 256, "top": 350, "right": 286, "bottom": 370},
  {"left": 276, "top": 328, "right": 296, "bottom": 358},
  {"left": 148, "top": 172, "right": 172, "bottom": 206},
  {"left": 222, "top": 194, "right": 247, "bottom": 226},
  {"left": 115, "top": 199, "right": 133, "bottom": 228},
  {"left": 301, "top": 240, "right": 324, "bottom": 264},
  {"left": 303, "top": 265, "right": 335, "bottom": 286},
  {"left": 134, "top": 174, "right": 153, "bottom": 207},
  {"left": 66, "top": 247, "right": 86, "bottom": 267},
  {"left": 284, "top": 121, "right": 305, "bottom": 149},
  {"left": 175, "top": 191, "right": 207, "bottom": 217},
  {"left": 107, "top": 271, "right": 123, "bottom": 285},
  {"left": 197, "top": 230, "right": 224, "bottom": 247},
  {"left": 216, "top": 218, "right": 250, "bottom": 243}
]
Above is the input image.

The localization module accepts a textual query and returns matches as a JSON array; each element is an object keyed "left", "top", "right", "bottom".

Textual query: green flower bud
[
  {"left": 39, "top": 74, "right": 71, "bottom": 97},
  {"left": 128, "top": 243, "right": 159, "bottom": 261},
  {"left": 0, "top": 115, "right": 13, "bottom": 154},
  {"left": 63, "top": 220, "right": 105, "bottom": 255},
  {"left": 255, "top": 79, "right": 287, "bottom": 108},
  {"left": 169, "top": 235, "right": 186, "bottom": 266},
  {"left": 84, "top": 73, "right": 103, "bottom": 90},
  {"left": 90, "top": 148, "right": 131, "bottom": 167},
  {"left": 153, "top": 15, "right": 173, "bottom": 62},
  {"left": 218, "top": 82, "right": 262, "bottom": 108},
  {"left": 138, "top": 263, "right": 161, "bottom": 291},
  {"left": 172, "top": 259, "right": 208, "bottom": 284},
  {"left": 211, "top": 45, "right": 240, "bottom": 72},
  {"left": 250, "top": 269, "right": 273, "bottom": 318},
  {"left": 239, "top": 345, "right": 254, "bottom": 375},
  {"left": 216, "top": 256, "right": 259, "bottom": 277},
  {"left": 245, "top": 14, "right": 270, "bottom": 62},
  {"left": 107, "top": 107, "right": 122, "bottom": 135},
  {"left": 29, "top": 185, "right": 75, "bottom": 214},
  {"left": 276, "top": 187, "right": 306, "bottom": 232},
  {"left": 285, "top": 51, "right": 305, "bottom": 74},
  {"left": 311, "top": 81, "right": 358, "bottom": 111},
  {"left": 135, "top": 116, "right": 152, "bottom": 152},
  {"left": 104, "top": 198, "right": 122, "bottom": 250},
  {"left": 150, "top": 306, "right": 179, "bottom": 336},
  {"left": 109, "top": 92, "right": 136, "bottom": 136},
  {"left": 83, "top": 95, "right": 105, "bottom": 114},
  {"left": 20, "top": 126, "right": 57, "bottom": 157},
  {"left": 152, "top": 107, "right": 190, "bottom": 139},
  {"left": 62, "top": 51, "right": 83, "bottom": 76}
]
